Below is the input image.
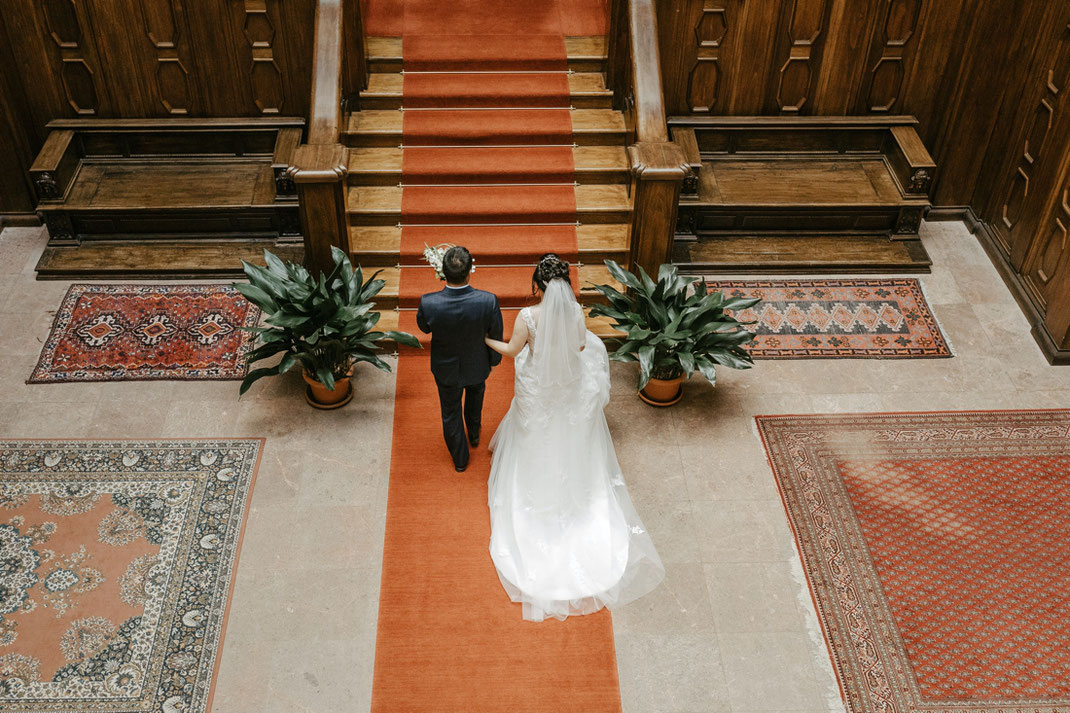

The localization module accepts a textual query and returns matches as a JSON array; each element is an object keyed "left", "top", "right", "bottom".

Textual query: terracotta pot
[
  {"left": 638, "top": 374, "right": 685, "bottom": 407},
  {"left": 302, "top": 368, "right": 353, "bottom": 409}
]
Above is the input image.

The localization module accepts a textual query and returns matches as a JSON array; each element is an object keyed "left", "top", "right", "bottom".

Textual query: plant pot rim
[{"left": 638, "top": 373, "right": 685, "bottom": 407}]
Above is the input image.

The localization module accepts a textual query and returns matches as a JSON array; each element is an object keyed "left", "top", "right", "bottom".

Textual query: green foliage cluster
[
  {"left": 234, "top": 246, "right": 420, "bottom": 395},
  {"left": 589, "top": 260, "right": 760, "bottom": 390}
]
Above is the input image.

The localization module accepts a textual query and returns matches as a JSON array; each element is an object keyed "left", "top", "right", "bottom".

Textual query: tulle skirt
[{"left": 487, "top": 333, "right": 665, "bottom": 622}]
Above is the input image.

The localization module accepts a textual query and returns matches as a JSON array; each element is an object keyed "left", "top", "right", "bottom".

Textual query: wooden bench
[
  {"left": 669, "top": 116, "right": 936, "bottom": 273},
  {"left": 31, "top": 118, "right": 304, "bottom": 278}
]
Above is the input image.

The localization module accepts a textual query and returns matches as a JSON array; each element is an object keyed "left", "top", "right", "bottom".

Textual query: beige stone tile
[
  {"left": 704, "top": 563, "right": 805, "bottom": 634},
  {"left": 717, "top": 632, "right": 827, "bottom": 711},
  {"left": 0, "top": 400, "right": 95, "bottom": 438},
  {"left": 950, "top": 263, "right": 1017, "bottom": 305},
  {"left": 679, "top": 439, "right": 781, "bottom": 503},
  {"left": 86, "top": 400, "right": 168, "bottom": 438},
  {"left": 916, "top": 265, "right": 966, "bottom": 305},
  {"left": 635, "top": 501, "right": 703, "bottom": 564},
  {"left": 263, "top": 637, "right": 375, "bottom": 713},
  {"left": 691, "top": 500, "right": 797, "bottom": 563},
  {"left": 612, "top": 563, "right": 716, "bottom": 635},
  {"left": 615, "top": 632, "right": 731, "bottom": 713},
  {"left": 162, "top": 399, "right": 241, "bottom": 437}
]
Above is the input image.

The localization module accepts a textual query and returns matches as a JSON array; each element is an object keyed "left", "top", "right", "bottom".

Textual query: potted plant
[
  {"left": 589, "top": 260, "right": 760, "bottom": 406},
  {"left": 234, "top": 246, "right": 421, "bottom": 408}
]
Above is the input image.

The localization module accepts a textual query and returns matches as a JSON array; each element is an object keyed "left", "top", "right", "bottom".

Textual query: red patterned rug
[
  {"left": 757, "top": 410, "right": 1070, "bottom": 713},
  {"left": 705, "top": 278, "right": 951, "bottom": 358},
  {"left": 0, "top": 439, "right": 262, "bottom": 713},
  {"left": 29, "top": 285, "right": 261, "bottom": 383}
]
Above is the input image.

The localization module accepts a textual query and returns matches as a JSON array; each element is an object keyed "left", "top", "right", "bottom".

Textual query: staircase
[{"left": 343, "top": 35, "right": 629, "bottom": 335}]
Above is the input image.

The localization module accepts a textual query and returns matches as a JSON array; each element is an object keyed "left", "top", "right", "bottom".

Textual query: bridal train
[{"left": 487, "top": 276, "right": 664, "bottom": 622}]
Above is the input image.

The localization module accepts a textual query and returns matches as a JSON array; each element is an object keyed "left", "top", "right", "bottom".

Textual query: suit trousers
[{"left": 434, "top": 379, "right": 485, "bottom": 469}]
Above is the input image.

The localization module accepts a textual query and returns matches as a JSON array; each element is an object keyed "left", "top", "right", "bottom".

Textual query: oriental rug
[
  {"left": 706, "top": 278, "right": 951, "bottom": 359},
  {"left": 0, "top": 439, "right": 262, "bottom": 713},
  {"left": 29, "top": 285, "right": 260, "bottom": 384},
  {"left": 756, "top": 410, "right": 1070, "bottom": 713}
]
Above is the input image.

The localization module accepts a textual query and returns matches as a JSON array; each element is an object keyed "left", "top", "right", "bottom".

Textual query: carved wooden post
[
  {"left": 627, "top": 142, "right": 688, "bottom": 277},
  {"left": 288, "top": 143, "right": 349, "bottom": 277}
]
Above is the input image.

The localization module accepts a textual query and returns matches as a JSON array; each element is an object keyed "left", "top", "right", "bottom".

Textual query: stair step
[
  {"left": 378, "top": 308, "right": 624, "bottom": 340},
  {"left": 370, "top": 264, "right": 620, "bottom": 309},
  {"left": 347, "top": 146, "right": 628, "bottom": 185},
  {"left": 344, "top": 109, "right": 626, "bottom": 147},
  {"left": 349, "top": 224, "right": 631, "bottom": 266},
  {"left": 360, "top": 72, "right": 612, "bottom": 110},
  {"left": 35, "top": 241, "right": 302, "bottom": 279},
  {"left": 347, "top": 184, "right": 631, "bottom": 225},
  {"left": 365, "top": 36, "right": 607, "bottom": 73},
  {"left": 674, "top": 235, "right": 933, "bottom": 273}
]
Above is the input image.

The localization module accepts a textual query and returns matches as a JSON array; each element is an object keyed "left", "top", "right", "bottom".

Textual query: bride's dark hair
[{"left": 532, "top": 253, "right": 571, "bottom": 294}]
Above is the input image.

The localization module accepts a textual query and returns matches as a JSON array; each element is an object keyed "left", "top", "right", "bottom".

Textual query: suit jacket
[{"left": 416, "top": 285, "right": 504, "bottom": 387}]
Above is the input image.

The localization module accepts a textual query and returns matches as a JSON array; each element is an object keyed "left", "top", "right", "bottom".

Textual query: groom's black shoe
[
  {"left": 468, "top": 433, "right": 480, "bottom": 448},
  {"left": 455, "top": 462, "right": 467, "bottom": 473}
]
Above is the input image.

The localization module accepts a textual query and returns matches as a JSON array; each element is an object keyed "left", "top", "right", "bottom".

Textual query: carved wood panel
[
  {"left": 686, "top": 0, "right": 745, "bottom": 113},
  {"left": 996, "top": 15, "right": 1070, "bottom": 265},
  {"left": 41, "top": 0, "right": 103, "bottom": 115},
  {"left": 140, "top": 0, "right": 194, "bottom": 114},
  {"left": 859, "top": 0, "right": 922, "bottom": 112},
  {"left": 770, "top": 0, "right": 833, "bottom": 113}
]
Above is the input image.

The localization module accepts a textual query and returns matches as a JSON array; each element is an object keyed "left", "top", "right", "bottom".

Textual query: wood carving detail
[
  {"left": 243, "top": 0, "right": 284, "bottom": 114},
  {"left": 866, "top": 0, "right": 921, "bottom": 112},
  {"left": 776, "top": 0, "right": 828, "bottom": 112},
  {"left": 688, "top": 1, "right": 732, "bottom": 113},
  {"left": 34, "top": 173, "right": 59, "bottom": 200},
  {"left": 41, "top": 0, "right": 100, "bottom": 115},
  {"left": 141, "top": 0, "right": 192, "bottom": 114}
]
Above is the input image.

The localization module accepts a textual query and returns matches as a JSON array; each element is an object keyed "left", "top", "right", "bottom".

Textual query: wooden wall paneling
[
  {"left": 809, "top": 0, "right": 881, "bottom": 115},
  {"left": 79, "top": 0, "right": 156, "bottom": 116},
  {"left": 223, "top": 0, "right": 311, "bottom": 116},
  {"left": 891, "top": 0, "right": 969, "bottom": 150},
  {"left": 725, "top": 2, "right": 782, "bottom": 114},
  {"left": 658, "top": 0, "right": 748, "bottom": 116},
  {"left": 0, "top": 12, "right": 39, "bottom": 216},
  {"left": 930, "top": 0, "right": 1051, "bottom": 207},
  {"left": 134, "top": 0, "right": 198, "bottom": 115},
  {"left": 1021, "top": 152, "right": 1070, "bottom": 344},
  {"left": 765, "top": 0, "right": 836, "bottom": 114},
  {"left": 854, "top": 0, "right": 924, "bottom": 114},
  {"left": 981, "top": 9, "right": 1070, "bottom": 266}
]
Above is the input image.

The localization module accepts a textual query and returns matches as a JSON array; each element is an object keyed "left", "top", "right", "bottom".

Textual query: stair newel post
[
  {"left": 627, "top": 142, "right": 688, "bottom": 277},
  {"left": 289, "top": 144, "right": 351, "bottom": 277}
]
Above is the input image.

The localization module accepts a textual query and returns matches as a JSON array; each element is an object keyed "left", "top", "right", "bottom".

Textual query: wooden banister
[
  {"left": 291, "top": 0, "right": 353, "bottom": 276},
  {"left": 606, "top": 0, "right": 687, "bottom": 277}
]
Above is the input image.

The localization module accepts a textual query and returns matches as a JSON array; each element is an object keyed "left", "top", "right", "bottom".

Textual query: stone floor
[{"left": 0, "top": 220, "right": 1067, "bottom": 713}]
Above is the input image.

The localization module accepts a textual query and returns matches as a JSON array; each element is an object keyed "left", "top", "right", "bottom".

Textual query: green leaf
[
  {"left": 267, "top": 311, "right": 310, "bottom": 328},
  {"left": 603, "top": 259, "right": 642, "bottom": 291},
  {"left": 239, "top": 367, "right": 279, "bottom": 396},
  {"left": 232, "top": 282, "right": 279, "bottom": 312},
  {"left": 314, "top": 365, "right": 336, "bottom": 391},
  {"left": 678, "top": 350, "right": 696, "bottom": 376},
  {"left": 694, "top": 357, "right": 718, "bottom": 385}
]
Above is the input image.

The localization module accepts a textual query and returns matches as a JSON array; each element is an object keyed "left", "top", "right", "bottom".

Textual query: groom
[{"left": 416, "top": 246, "right": 504, "bottom": 472}]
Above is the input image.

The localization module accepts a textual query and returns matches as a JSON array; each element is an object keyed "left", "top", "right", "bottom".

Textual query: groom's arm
[
  {"left": 416, "top": 297, "right": 431, "bottom": 334},
  {"left": 487, "top": 296, "right": 504, "bottom": 367}
]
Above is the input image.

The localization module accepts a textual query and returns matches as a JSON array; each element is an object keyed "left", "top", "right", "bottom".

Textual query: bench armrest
[
  {"left": 29, "top": 130, "right": 79, "bottom": 203},
  {"left": 272, "top": 127, "right": 303, "bottom": 199},
  {"left": 671, "top": 127, "right": 702, "bottom": 196},
  {"left": 886, "top": 125, "right": 936, "bottom": 197}
]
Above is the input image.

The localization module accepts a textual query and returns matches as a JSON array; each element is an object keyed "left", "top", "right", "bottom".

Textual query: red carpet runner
[{"left": 366, "top": 2, "right": 622, "bottom": 711}]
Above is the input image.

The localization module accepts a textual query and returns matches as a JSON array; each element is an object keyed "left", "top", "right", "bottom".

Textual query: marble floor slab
[{"left": 0, "top": 219, "right": 1066, "bottom": 712}]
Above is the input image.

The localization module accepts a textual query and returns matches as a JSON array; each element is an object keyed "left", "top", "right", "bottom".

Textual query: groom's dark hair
[{"left": 443, "top": 246, "right": 473, "bottom": 284}]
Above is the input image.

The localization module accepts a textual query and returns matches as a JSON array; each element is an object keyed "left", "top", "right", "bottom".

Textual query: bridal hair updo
[{"left": 532, "top": 253, "right": 571, "bottom": 294}]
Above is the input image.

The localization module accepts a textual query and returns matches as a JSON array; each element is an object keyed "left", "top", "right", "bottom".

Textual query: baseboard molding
[
  {"left": 971, "top": 218, "right": 1069, "bottom": 365},
  {"left": 0, "top": 213, "right": 42, "bottom": 228},
  {"left": 925, "top": 206, "right": 980, "bottom": 233}
]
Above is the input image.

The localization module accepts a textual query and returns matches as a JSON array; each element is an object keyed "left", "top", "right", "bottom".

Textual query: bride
[{"left": 484, "top": 253, "right": 664, "bottom": 622}]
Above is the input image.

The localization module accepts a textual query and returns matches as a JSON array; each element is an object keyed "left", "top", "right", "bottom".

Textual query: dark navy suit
[{"left": 416, "top": 284, "right": 504, "bottom": 469}]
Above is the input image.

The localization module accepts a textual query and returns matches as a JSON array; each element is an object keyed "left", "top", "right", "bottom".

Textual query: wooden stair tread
[
  {"left": 698, "top": 158, "right": 929, "bottom": 207},
  {"left": 676, "top": 235, "right": 932, "bottom": 273},
  {"left": 349, "top": 224, "right": 631, "bottom": 261},
  {"left": 346, "top": 184, "right": 630, "bottom": 214},
  {"left": 366, "top": 36, "right": 607, "bottom": 72},
  {"left": 35, "top": 241, "right": 302, "bottom": 278},
  {"left": 363, "top": 72, "right": 609, "bottom": 96},
  {"left": 346, "top": 109, "right": 626, "bottom": 140},
  {"left": 374, "top": 264, "right": 620, "bottom": 297},
  {"left": 347, "top": 145, "right": 628, "bottom": 176}
]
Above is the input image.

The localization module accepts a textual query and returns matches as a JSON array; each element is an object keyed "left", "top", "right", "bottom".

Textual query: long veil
[{"left": 532, "top": 278, "right": 583, "bottom": 388}]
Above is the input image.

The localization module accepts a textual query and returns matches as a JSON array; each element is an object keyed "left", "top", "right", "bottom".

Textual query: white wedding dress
[{"left": 488, "top": 279, "right": 664, "bottom": 622}]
